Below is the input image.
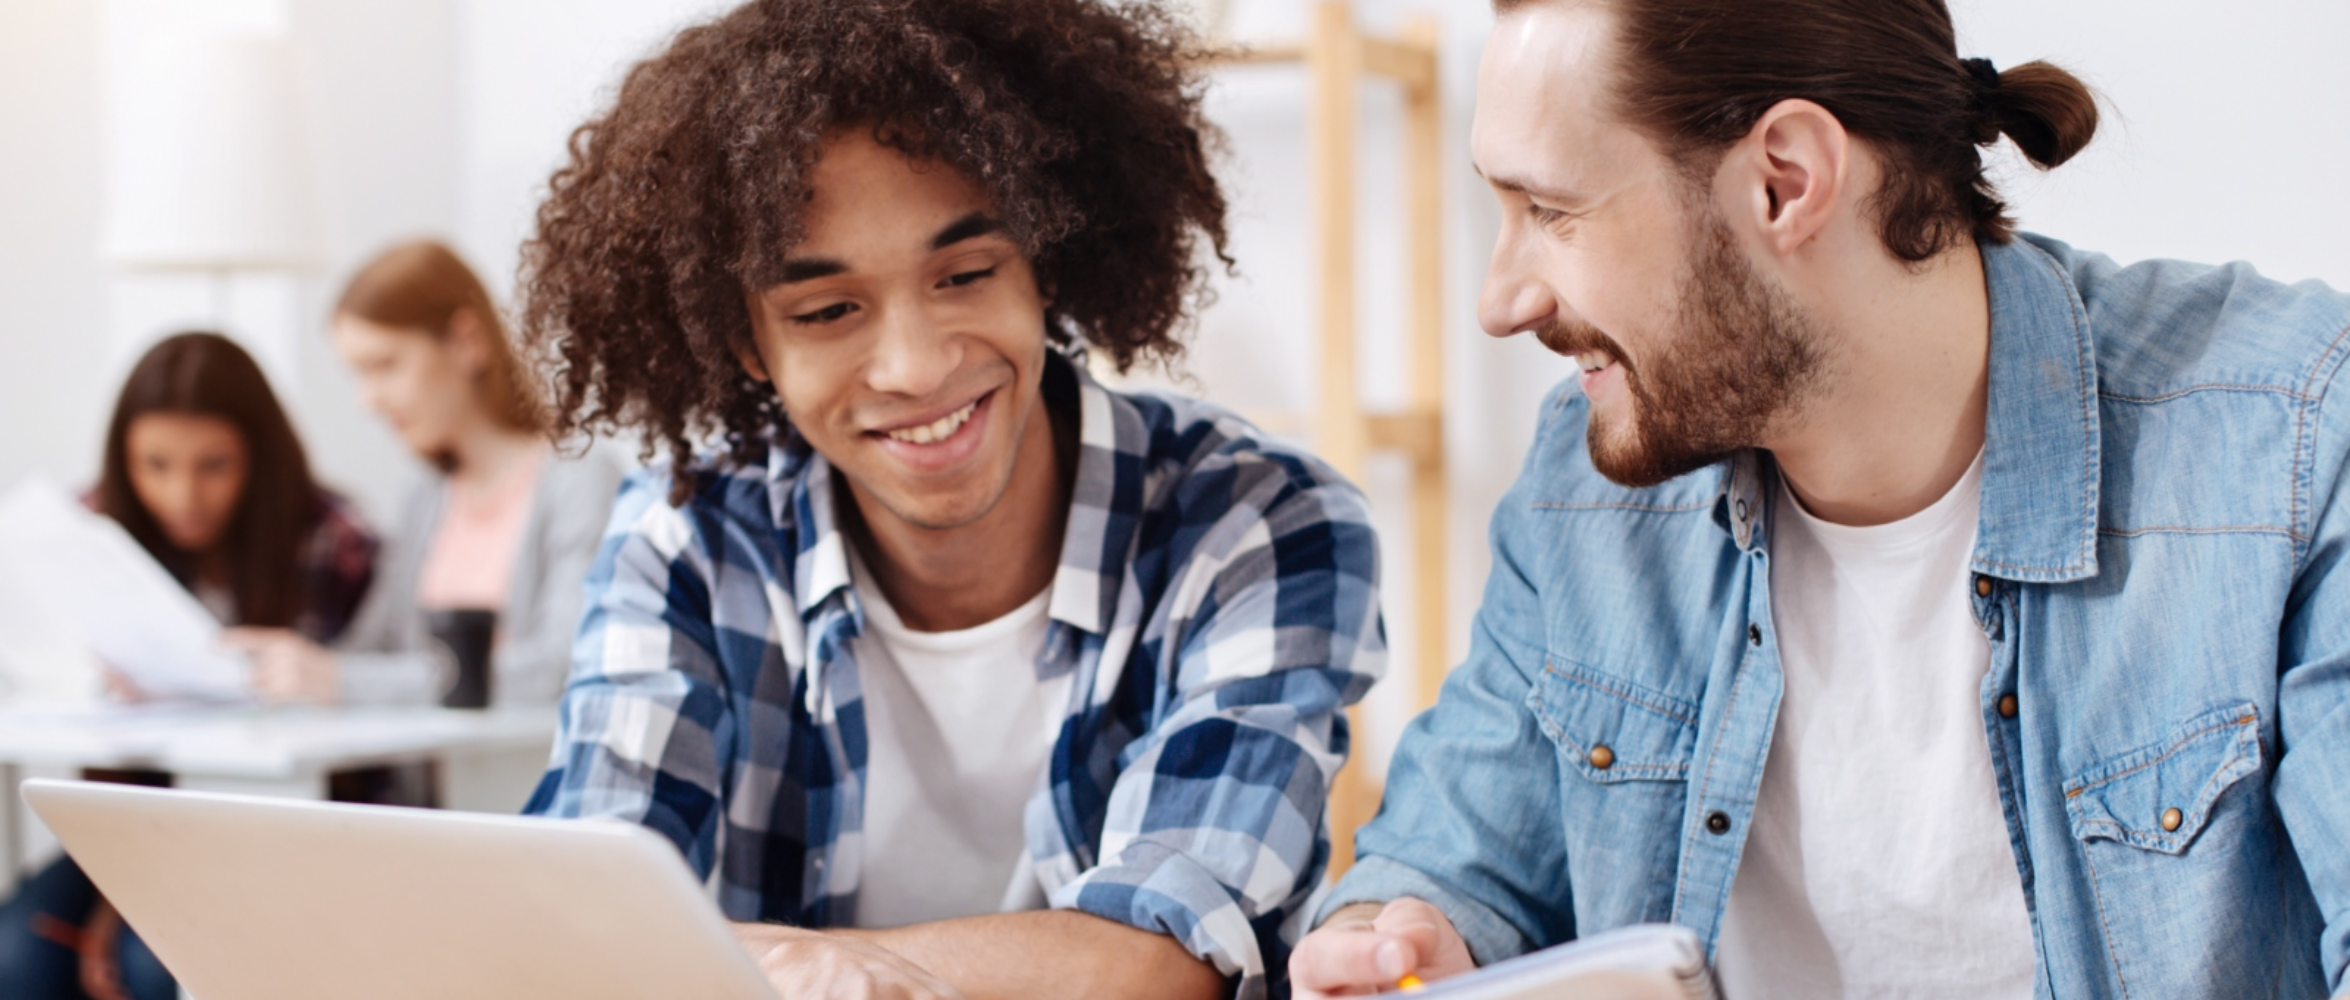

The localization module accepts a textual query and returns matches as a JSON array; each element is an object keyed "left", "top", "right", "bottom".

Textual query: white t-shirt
[
  {"left": 848, "top": 556, "right": 1068, "bottom": 929},
  {"left": 1716, "top": 453, "right": 2035, "bottom": 999}
]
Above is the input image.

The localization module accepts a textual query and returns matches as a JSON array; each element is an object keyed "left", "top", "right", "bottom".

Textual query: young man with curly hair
[
  {"left": 516, "top": 2, "right": 1384, "bottom": 998},
  {"left": 1289, "top": 0, "right": 2350, "bottom": 997}
]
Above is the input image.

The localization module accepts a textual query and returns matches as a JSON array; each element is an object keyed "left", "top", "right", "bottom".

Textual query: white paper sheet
[
  {"left": 0, "top": 476, "right": 251, "bottom": 702},
  {"left": 1400, "top": 924, "right": 1718, "bottom": 1000}
]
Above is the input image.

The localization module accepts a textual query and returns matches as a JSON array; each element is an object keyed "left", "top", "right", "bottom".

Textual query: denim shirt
[{"left": 1327, "top": 234, "right": 2350, "bottom": 998}]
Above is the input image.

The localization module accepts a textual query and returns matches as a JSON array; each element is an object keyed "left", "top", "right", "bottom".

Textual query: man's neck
[
  {"left": 847, "top": 381, "right": 1075, "bottom": 632},
  {"left": 1767, "top": 242, "right": 1992, "bottom": 527}
]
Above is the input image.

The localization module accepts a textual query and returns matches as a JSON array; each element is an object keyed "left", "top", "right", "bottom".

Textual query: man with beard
[{"left": 1288, "top": 0, "right": 2350, "bottom": 998}]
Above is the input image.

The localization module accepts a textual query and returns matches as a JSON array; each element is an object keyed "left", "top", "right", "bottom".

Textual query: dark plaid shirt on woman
[
  {"left": 291, "top": 489, "right": 377, "bottom": 642},
  {"left": 526, "top": 353, "right": 1385, "bottom": 998}
]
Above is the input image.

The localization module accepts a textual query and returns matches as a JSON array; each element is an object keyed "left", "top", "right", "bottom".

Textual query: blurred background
[{"left": 1, "top": 0, "right": 2346, "bottom": 776}]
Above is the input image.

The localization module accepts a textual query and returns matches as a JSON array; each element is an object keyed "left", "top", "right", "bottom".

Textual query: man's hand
[
  {"left": 223, "top": 627, "right": 339, "bottom": 705},
  {"left": 1289, "top": 898, "right": 1476, "bottom": 999},
  {"left": 733, "top": 922, "right": 971, "bottom": 1000}
]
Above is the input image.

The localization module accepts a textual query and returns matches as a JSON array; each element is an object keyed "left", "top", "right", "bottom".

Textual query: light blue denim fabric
[{"left": 1327, "top": 234, "right": 2350, "bottom": 998}]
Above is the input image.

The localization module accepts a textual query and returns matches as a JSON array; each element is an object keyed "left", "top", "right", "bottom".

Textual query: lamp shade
[{"left": 100, "top": 31, "right": 319, "bottom": 271}]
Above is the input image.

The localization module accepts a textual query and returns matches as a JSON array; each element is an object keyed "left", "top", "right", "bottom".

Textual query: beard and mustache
[{"left": 1536, "top": 204, "right": 1827, "bottom": 488}]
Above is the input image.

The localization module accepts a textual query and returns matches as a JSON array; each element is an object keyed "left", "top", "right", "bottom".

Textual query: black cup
[{"left": 425, "top": 608, "right": 497, "bottom": 709}]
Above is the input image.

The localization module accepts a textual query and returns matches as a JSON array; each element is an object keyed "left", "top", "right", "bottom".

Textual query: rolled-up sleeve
[
  {"left": 1316, "top": 427, "right": 1574, "bottom": 968},
  {"left": 523, "top": 472, "right": 737, "bottom": 879},
  {"left": 1056, "top": 466, "right": 1385, "bottom": 999}
]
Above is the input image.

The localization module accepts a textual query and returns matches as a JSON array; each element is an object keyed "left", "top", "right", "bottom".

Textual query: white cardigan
[{"left": 334, "top": 447, "right": 624, "bottom": 707}]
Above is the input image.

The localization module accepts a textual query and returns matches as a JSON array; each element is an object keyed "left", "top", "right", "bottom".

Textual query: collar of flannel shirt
[
  {"left": 763, "top": 349, "right": 1141, "bottom": 720},
  {"left": 529, "top": 342, "right": 1381, "bottom": 995}
]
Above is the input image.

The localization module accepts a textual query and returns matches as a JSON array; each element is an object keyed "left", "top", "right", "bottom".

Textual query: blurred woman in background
[
  {"left": 97, "top": 332, "right": 377, "bottom": 648},
  {"left": 228, "top": 238, "right": 621, "bottom": 708},
  {"left": 0, "top": 331, "right": 378, "bottom": 1000}
]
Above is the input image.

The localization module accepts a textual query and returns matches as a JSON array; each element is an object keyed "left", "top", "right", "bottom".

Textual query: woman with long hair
[
  {"left": 227, "top": 238, "right": 621, "bottom": 708},
  {"left": 0, "top": 331, "right": 378, "bottom": 1000},
  {"left": 95, "top": 332, "right": 377, "bottom": 643}
]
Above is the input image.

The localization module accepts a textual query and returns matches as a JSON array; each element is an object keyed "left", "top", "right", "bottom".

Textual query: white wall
[
  {"left": 450, "top": 0, "right": 738, "bottom": 302},
  {"left": 0, "top": 0, "right": 112, "bottom": 499},
  {"left": 1959, "top": 0, "right": 2350, "bottom": 285},
  {"left": 2, "top": 0, "right": 2347, "bottom": 766}
]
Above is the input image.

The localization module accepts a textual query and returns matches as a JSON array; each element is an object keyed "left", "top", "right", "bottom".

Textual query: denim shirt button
[
  {"left": 1588, "top": 744, "right": 1615, "bottom": 770},
  {"left": 1734, "top": 498, "right": 1750, "bottom": 523},
  {"left": 1705, "top": 811, "right": 1732, "bottom": 835},
  {"left": 1998, "top": 694, "right": 2018, "bottom": 719},
  {"left": 1748, "top": 624, "right": 1762, "bottom": 647},
  {"left": 1975, "top": 574, "right": 1995, "bottom": 598},
  {"left": 2161, "top": 807, "right": 2183, "bottom": 832}
]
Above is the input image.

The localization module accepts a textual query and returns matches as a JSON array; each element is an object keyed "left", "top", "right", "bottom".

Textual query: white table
[{"left": 0, "top": 703, "right": 558, "bottom": 896}]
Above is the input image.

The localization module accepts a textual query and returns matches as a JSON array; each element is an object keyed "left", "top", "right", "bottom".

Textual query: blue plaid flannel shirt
[{"left": 526, "top": 354, "right": 1385, "bottom": 996}]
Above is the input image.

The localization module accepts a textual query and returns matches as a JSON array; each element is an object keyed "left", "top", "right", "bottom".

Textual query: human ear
[
  {"left": 732, "top": 338, "right": 775, "bottom": 385},
  {"left": 730, "top": 308, "right": 775, "bottom": 386},
  {"left": 727, "top": 288, "right": 784, "bottom": 384},
  {"left": 446, "top": 308, "right": 492, "bottom": 373},
  {"left": 1735, "top": 99, "right": 1849, "bottom": 258}
]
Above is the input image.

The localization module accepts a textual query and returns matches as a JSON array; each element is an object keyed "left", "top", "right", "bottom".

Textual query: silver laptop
[{"left": 20, "top": 779, "right": 777, "bottom": 1000}]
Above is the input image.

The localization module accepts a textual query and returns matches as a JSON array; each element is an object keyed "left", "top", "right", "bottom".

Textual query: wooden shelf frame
[{"left": 1203, "top": 2, "right": 1448, "bottom": 877}]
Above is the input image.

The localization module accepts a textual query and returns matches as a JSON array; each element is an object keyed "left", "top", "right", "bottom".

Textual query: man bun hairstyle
[
  {"left": 519, "top": 0, "right": 1231, "bottom": 491},
  {"left": 1971, "top": 59, "right": 2102, "bottom": 171},
  {"left": 1498, "top": 0, "right": 2100, "bottom": 263}
]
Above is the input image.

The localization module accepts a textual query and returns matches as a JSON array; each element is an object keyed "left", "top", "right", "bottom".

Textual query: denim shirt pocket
[
  {"left": 2060, "top": 702, "right": 2290, "bottom": 992},
  {"left": 1527, "top": 658, "right": 1701, "bottom": 783},
  {"left": 1525, "top": 657, "right": 1699, "bottom": 925},
  {"left": 2063, "top": 702, "right": 2262, "bottom": 854}
]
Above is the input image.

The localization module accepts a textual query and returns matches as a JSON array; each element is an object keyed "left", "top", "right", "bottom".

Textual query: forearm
[{"left": 842, "top": 910, "right": 1228, "bottom": 1000}]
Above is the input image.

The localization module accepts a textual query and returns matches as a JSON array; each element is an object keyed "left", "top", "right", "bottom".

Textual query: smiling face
[
  {"left": 739, "top": 132, "right": 1054, "bottom": 533},
  {"left": 1474, "top": 2, "right": 1825, "bottom": 486},
  {"left": 124, "top": 411, "right": 251, "bottom": 553}
]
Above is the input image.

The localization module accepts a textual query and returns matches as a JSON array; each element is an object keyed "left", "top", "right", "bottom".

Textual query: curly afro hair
[{"left": 518, "top": 0, "right": 1232, "bottom": 490}]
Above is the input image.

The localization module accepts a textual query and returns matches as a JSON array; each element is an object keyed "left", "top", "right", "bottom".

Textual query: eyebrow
[
  {"left": 930, "top": 212, "right": 1002, "bottom": 251},
  {"left": 1473, "top": 164, "right": 1586, "bottom": 206},
  {"left": 772, "top": 213, "right": 1005, "bottom": 286},
  {"left": 776, "top": 258, "right": 848, "bottom": 285}
]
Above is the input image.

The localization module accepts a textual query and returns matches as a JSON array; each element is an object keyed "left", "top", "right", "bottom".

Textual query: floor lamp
[{"left": 100, "top": 29, "right": 319, "bottom": 351}]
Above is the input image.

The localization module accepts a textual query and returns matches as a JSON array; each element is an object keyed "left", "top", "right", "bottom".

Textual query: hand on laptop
[
  {"left": 732, "top": 922, "right": 970, "bottom": 1000},
  {"left": 224, "top": 627, "right": 339, "bottom": 704},
  {"left": 1289, "top": 897, "right": 1476, "bottom": 998}
]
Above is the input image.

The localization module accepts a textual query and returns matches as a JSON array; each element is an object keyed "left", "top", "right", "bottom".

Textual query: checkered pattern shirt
[{"left": 526, "top": 355, "right": 1385, "bottom": 997}]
